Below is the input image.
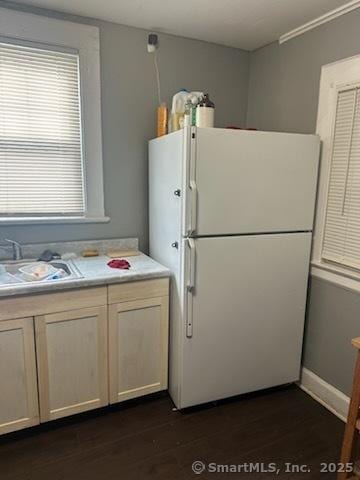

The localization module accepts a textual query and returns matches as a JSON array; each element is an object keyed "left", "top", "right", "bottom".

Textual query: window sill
[
  {"left": 311, "top": 260, "right": 360, "bottom": 294},
  {"left": 0, "top": 216, "right": 110, "bottom": 226}
]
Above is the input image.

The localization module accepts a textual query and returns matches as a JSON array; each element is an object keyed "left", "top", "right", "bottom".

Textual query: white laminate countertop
[{"left": 0, "top": 254, "right": 170, "bottom": 298}]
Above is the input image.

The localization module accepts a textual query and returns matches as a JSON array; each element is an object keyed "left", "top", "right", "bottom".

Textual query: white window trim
[
  {"left": 312, "top": 54, "right": 360, "bottom": 293},
  {"left": 0, "top": 7, "right": 108, "bottom": 224}
]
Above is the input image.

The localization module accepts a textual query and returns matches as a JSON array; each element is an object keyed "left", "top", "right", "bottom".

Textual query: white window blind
[
  {"left": 322, "top": 86, "right": 360, "bottom": 269},
  {"left": 0, "top": 41, "right": 85, "bottom": 216}
]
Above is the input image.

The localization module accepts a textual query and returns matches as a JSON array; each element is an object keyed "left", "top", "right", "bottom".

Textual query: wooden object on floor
[{"left": 338, "top": 337, "right": 360, "bottom": 480}]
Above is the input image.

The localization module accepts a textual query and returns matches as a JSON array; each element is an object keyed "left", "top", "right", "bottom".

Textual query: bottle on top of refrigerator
[
  {"left": 188, "top": 92, "right": 203, "bottom": 126},
  {"left": 181, "top": 92, "right": 204, "bottom": 128},
  {"left": 157, "top": 102, "right": 168, "bottom": 137},
  {"left": 183, "top": 99, "right": 192, "bottom": 127},
  {"left": 196, "top": 93, "right": 215, "bottom": 128},
  {"left": 190, "top": 96, "right": 199, "bottom": 126},
  {"left": 169, "top": 89, "right": 189, "bottom": 132}
]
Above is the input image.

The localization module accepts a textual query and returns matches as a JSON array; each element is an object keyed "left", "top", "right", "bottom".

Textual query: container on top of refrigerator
[
  {"left": 196, "top": 93, "right": 215, "bottom": 128},
  {"left": 169, "top": 89, "right": 188, "bottom": 132},
  {"left": 157, "top": 102, "right": 168, "bottom": 137},
  {"left": 170, "top": 91, "right": 204, "bottom": 131},
  {"left": 188, "top": 92, "right": 204, "bottom": 126}
]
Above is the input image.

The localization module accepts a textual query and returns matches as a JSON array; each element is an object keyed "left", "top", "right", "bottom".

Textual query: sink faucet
[{"left": 4, "top": 239, "right": 23, "bottom": 261}]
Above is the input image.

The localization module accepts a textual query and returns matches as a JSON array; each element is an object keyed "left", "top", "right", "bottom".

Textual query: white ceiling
[{"left": 7, "top": 0, "right": 351, "bottom": 50}]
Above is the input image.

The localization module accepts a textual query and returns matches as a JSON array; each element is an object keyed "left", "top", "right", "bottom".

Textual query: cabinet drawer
[
  {"left": 108, "top": 278, "right": 169, "bottom": 304},
  {"left": 0, "top": 286, "right": 107, "bottom": 321}
]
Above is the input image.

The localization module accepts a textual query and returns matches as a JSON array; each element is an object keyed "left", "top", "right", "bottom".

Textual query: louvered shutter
[
  {"left": 0, "top": 41, "right": 85, "bottom": 216},
  {"left": 322, "top": 86, "right": 360, "bottom": 269}
]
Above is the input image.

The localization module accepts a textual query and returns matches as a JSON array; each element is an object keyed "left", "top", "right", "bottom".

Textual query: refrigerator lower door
[{"left": 178, "top": 232, "right": 311, "bottom": 409}]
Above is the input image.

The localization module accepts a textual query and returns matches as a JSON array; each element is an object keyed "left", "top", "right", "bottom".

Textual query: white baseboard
[{"left": 299, "top": 367, "right": 350, "bottom": 422}]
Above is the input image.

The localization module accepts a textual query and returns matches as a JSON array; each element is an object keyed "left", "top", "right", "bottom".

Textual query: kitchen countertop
[{"left": 0, "top": 253, "right": 170, "bottom": 298}]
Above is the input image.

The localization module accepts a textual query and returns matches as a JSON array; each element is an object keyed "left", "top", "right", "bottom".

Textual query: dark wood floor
[{"left": 0, "top": 386, "right": 346, "bottom": 479}]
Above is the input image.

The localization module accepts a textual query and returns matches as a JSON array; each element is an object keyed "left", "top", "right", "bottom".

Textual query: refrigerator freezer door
[
  {"left": 178, "top": 233, "right": 311, "bottom": 409},
  {"left": 189, "top": 128, "right": 319, "bottom": 236}
]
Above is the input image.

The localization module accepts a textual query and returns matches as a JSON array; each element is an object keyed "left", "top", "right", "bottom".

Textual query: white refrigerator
[{"left": 149, "top": 127, "right": 319, "bottom": 409}]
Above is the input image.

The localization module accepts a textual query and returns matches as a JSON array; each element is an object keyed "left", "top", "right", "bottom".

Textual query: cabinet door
[
  {"left": 35, "top": 306, "right": 108, "bottom": 422},
  {"left": 0, "top": 318, "right": 39, "bottom": 434},
  {"left": 109, "top": 296, "right": 169, "bottom": 403}
]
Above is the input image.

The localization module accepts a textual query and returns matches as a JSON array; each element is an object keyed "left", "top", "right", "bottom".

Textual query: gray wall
[
  {"left": 0, "top": 1, "right": 249, "bottom": 251},
  {"left": 304, "top": 278, "right": 360, "bottom": 394},
  {"left": 247, "top": 9, "right": 360, "bottom": 134},
  {"left": 246, "top": 9, "right": 360, "bottom": 395}
]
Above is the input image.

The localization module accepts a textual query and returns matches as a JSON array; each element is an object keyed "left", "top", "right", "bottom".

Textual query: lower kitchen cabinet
[
  {"left": 0, "top": 317, "right": 39, "bottom": 435},
  {"left": 0, "top": 279, "right": 169, "bottom": 434},
  {"left": 35, "top": 306, "right": 108, "bottom": 422},
  {"left": 108, "top": 295, "right": 169, "bottom": 403}
]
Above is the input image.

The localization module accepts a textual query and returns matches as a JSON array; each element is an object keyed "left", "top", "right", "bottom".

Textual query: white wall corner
[{"left": 299, "top": 367, "right": 350, "bottom": 422}]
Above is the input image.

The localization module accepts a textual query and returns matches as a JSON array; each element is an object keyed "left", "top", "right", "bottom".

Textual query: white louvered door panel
[
  {"left": 323, "top": 87, "right": 360, "bottom": 269},
  {"left": 0, "top": 41, "right": 84, "bottom": 216}
]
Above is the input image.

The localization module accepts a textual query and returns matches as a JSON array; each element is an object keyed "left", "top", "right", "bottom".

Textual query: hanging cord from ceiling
[
  {"left": 153, "top": 49, "right": 162, "bottom": 105},
  {"left": 148, "top": 33, "right": 162, "bottom": 105}
]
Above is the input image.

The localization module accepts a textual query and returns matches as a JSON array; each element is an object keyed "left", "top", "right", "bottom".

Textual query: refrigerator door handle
[
  {"left": 186, "top": 238, "right": 196, "bottom": 338},
  {"left": 187, "top": 180, "right": 198, "bottom": 236},
  {"left": 187, "top": 238, "right": 196, "bottom": 291},
  {"left": 186, "top": 289, "right": 193, "bottom": 338}
]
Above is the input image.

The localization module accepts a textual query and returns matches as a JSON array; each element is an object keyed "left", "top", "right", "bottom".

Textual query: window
[
  {"left": 0, "top": 42, "right": 84, "bottom": 216},
  {"left": 0, "top": 7, "right": 107, "bottom": 224},
  {"left": 322, "top": 86, "right": 360, "bottom": 269},
  {"left": 313, "top": 55, "right": 360, "bottom": 291}
]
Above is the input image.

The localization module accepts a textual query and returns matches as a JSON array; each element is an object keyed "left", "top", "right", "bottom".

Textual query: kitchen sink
[{"left": 0, "top": 259, "right": 83, "bottom": 286}]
